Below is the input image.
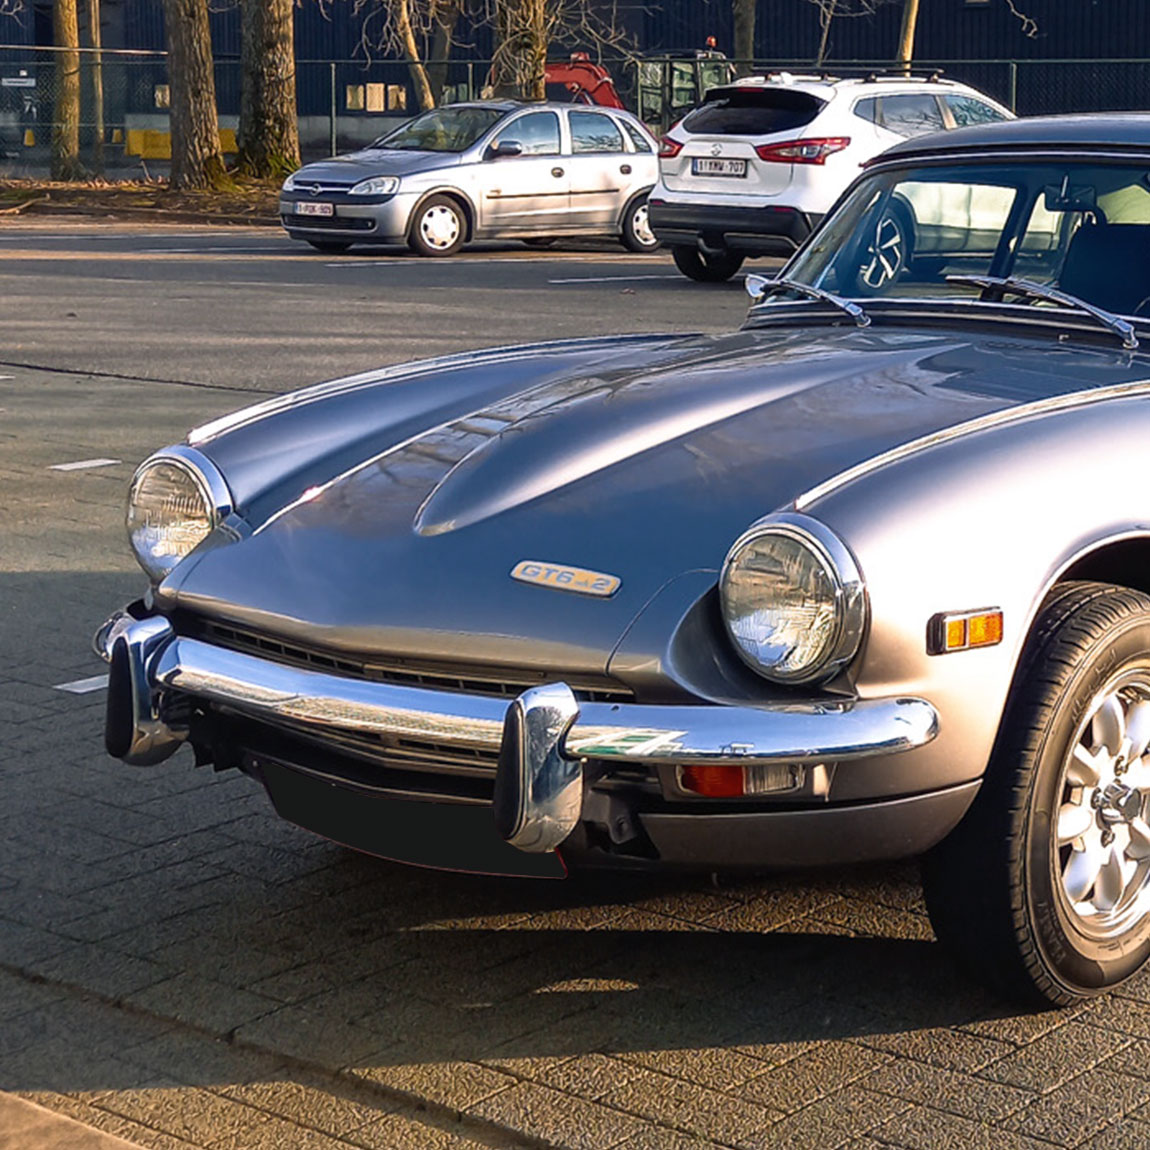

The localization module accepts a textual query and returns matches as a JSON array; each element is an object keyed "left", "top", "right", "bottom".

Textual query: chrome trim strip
[
  {"left": 796, "top": 376, "right": 1150, "bottom": 511},
  {"left": 98, "top": 621, "right": 939, "bottom": 767},
  {"left": 107, "top": 617, "right": 187, "bottom": 765},
  {"left": 135, "top": 444, "right": 235, "bottom": 521}
]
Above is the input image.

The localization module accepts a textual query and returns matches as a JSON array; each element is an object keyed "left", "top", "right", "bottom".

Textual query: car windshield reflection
[
  {"left": 372, "top": 106, "right": 506, "bottom": 153},
  {"left": 775, "top": 161, "right": 1150, "bottom": 320}
]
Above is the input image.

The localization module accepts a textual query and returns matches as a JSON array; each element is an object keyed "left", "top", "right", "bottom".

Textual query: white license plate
[
  {"left": 295, "top": 201, "right": 334, "bottom": 217},
  {"left": 692, "top": 157, "right": 747, "bottom": 177}
]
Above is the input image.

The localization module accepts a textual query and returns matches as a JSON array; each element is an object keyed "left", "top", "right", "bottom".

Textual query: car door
[
  {"left": 565, "top": 109, "right": 632, "bottom": 228},
  {"left": 474, "top": 110, "right": 569, "bottom": 234}
]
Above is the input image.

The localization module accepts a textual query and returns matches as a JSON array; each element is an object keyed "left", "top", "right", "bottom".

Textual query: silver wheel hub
[
  {"left": 860, "top": 215, "right": 904, "bottom": 290},
  {"left": 1056, "top": 678, "right": 1150, "bottom": 934},
  {"left": 420, "top": 205, "right": 460, "bottom": 250},
  {"left": 632, "top": 204, "right": 655, "bottom": 247}
]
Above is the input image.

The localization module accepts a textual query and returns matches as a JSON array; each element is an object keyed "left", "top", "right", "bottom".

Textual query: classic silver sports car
[{"left": 100, "top": 114, "right": 1150, "bottom": 1006}]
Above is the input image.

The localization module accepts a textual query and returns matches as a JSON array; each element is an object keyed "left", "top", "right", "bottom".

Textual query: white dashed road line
[
  {"left": 49, "top": 458, "right": 121, "bottom": 471},
  {"left": 548, "top": 274, "right": 684, "bottom": 284},
  {"left": 54, "top": 674, "right": 109, "bottom": 694}
]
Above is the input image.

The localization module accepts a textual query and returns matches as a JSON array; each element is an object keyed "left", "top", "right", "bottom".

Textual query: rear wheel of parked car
[
  {"left": 923, "top": 581, "right": 1150, "bottom": 1005},
  {"left": 409, "top": 195, "right": 466, "bottom": 257},
  {"left": 671, "top": 245, "right": 745, "bottom": 283},
  {"left": 856, "top": 200, "right": 914, "bottom": 292},
  {"left": 306, "top": 240, "right": 352, "bottom": 254},
  {"left": 621, "top": 196, "right": 659, "bottom": 253}
]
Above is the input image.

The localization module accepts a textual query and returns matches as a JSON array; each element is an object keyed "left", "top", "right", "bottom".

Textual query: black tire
[
  {"left": 671, "top": 245, "right": 744, "bottom": 283},
  {"left": 620, "top": 194, "right": 660, "bottom": 253},
  {"left": 851, "top": 198, "right": 914, "bottom": 294},
  {"left": 408, "top": 195, "right": 466, "bottom": 257},
  {"left": 923, "top": 581, "right": 1150, "bottom": 1006},
  {"left": 306, "top": 240, "right": 352, "bottom": 254}
]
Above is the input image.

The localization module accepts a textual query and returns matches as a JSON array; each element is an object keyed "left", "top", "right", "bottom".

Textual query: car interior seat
[{"left": 1058, "top": 219, "right": 1150, "bottom": 316}]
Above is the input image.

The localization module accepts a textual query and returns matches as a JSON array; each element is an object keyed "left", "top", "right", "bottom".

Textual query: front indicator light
[
  {"left": 679, "top": 763, "right": 803, "bottom": 797},
  {"left": 928, "top": 608, "right": 1004, "bottom": 655}
]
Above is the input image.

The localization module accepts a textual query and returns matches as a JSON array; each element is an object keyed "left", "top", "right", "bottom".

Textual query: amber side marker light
[
  {"left": 927, "top": 608, "right": 1004, "bottom": 655},
  {"left": 679, "top": 763, "right": 803, "bottom": 798}
]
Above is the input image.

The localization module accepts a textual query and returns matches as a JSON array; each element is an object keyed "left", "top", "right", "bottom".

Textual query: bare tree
[
  {"left": 733, "top": 0, "right": 756, "bottom": 74},
  {"left": 801, "top": 0, "right": 897, "bottom": 67},
  {"left": 52, "top": 0, "right": 84, "bottom": 179},
  {"left": 237, "top": 0, "right": 301, "bottom": 176},
  {"left": 895, "top": 0, "right": 917, "bottom": 68},
  {"left": 86, "top": 0, "right": 105, "bottom": 174},
  {"left": 163, "top": 0, "right": 229, "bottom": 188}
]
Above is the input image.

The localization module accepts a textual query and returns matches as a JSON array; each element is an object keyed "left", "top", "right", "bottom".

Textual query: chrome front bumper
[{"left": 96, "top": 612, "right": 940, "bottom": 855}]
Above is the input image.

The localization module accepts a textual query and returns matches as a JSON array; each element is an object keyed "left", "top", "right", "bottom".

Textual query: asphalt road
[{"left": 5, "top": 221, "right": 1150, "bottom": 1150}]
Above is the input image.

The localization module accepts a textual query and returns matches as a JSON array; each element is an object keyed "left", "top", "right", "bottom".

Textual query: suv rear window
[{"left": 680, "top": 88, "right": 825, "bottom": 137}]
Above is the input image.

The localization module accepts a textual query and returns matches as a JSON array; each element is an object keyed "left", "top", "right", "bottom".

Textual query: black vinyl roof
[{"left": 876, "top": 113, "right": 1150, "bottom": 164}]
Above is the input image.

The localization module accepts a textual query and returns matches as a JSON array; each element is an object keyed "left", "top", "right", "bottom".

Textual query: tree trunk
[
  {"left": 87, "top": 0, "right": 104, "bottom": 174},
  {"left": 427, "top": 0, "right": 462, "bottom": 106},
  {"left": 236, "top": 0, "right": 301, "bottom": 176},
  {"left": 733, "top": 0, "right": 756, "bottom": 74},
  {"left": 816, "top": 6, "right": 833, "bottom": 66},
  {"left": 395, "top": 0, "right": 435, "bottom": 111},
  {"left": 896, "top": 0, "right": 920, "bottom": 69},
  {"left": 52, "top": 0, "right": 84, "bottom": 180},
  {"left": 163, "top": 0, "right": 229, "bottom": 189},
  {"left": 492, "top": 0, "right": 546, "bottom": 100}
]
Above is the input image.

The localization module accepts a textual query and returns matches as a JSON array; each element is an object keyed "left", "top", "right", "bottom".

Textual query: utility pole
[{"left": 896, "top": 0, "right": 919, "bottom": 70}]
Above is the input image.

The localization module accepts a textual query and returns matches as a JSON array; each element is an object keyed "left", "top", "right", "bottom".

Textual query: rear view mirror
[
  {"left": 488, "top": 140, "right": 523, "bottom": 159},
  {"left": 1044, "top": 181, "right": 1097, "bottom": 213}
]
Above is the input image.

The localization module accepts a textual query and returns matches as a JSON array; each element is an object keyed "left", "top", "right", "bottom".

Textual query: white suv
[{"left": 649, "top": 72, "right": 1013, "bottom": 281}]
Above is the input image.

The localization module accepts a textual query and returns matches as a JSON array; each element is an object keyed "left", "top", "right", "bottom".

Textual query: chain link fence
[{"left": 3, "top": 46, "right": 1150, "bottom": 174}]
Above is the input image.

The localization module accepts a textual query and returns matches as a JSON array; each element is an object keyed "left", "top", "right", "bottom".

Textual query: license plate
[
  {"left": 295, "top": 201, "right": 334, "bottom": 217},
  {"left": 692, "top": 157, "right": 747, "bottom": 177}
]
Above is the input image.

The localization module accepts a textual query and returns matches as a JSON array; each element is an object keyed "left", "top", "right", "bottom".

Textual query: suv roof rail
[{"left": 732, "top": 66, "right": 948, "bottom": 86}]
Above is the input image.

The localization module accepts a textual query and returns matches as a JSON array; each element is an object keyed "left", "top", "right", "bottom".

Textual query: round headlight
[
  {"left": 126, "top": 449, "right": 230, "bottom": 582},
  {"left": 349, "top": 175, "right": 400, "bottom": 196},
  {"left": 720, "top": 513, "right": 866, "bottom": 685}
]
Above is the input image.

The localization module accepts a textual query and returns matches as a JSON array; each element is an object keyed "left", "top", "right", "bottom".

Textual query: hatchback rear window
[{"left": 680, "top": 88, "right": 825, "bottom": 137}]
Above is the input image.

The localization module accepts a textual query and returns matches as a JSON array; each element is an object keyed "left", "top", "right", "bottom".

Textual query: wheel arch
[
  {"left": 410, "top": 187, "right": 476, "bottom": 242},
  {"left": 616, "top": 185, "right": 655, "bottom": 231}
]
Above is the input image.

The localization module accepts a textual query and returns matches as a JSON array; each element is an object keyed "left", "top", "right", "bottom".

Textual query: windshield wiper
[
  {"left": 745, "top": 273, "right": 871, "bottom": 328},
  {"left": 946, "top": 273, "right": 1139, "bottom": 351}
]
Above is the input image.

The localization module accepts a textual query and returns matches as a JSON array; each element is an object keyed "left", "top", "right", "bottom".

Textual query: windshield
[
  {"left": 779, "top": 160, "right": 1150, "bottom": 319},
  {"left": 373, "top": 106, "right": 505, "bottom": 152}
]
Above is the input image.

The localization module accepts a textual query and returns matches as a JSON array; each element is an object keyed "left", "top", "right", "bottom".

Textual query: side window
[
  {"left": 570, "top": 111, "right": 625, "bottom": 154},
  {"left": 496, "top": 111, "right": 560, "bottom": 156},
  {"left": 621, "top": 120, "right": 653, "bottom": 153},
  {"left": 854, "top": 97, "right": 878, "bottom": 124},
  {"left": 945, "top": 95, "right": 1007, "bottom": 127},
  {"left": 881, "top": 94, "right": 946, "bottom": 138}
]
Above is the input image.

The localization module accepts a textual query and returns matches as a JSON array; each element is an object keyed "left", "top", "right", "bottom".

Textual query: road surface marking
[
  {"left": 55, "top": 674, "right": 109, "bottom": 694},
  {"left": 50, "top": 458, "right": 121, "bottom": 471},
  {"left": 548, "top": 274, "right": 684, "bottom": 284}
]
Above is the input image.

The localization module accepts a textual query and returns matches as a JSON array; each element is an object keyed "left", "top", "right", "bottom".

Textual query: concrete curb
[{"left": 0, "top": 1094, "right": 143, "bottom": 1150}]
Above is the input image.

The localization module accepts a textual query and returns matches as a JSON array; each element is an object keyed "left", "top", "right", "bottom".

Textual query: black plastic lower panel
[{"left": 256, "top": 758, "right": 567, "bottom": 878}]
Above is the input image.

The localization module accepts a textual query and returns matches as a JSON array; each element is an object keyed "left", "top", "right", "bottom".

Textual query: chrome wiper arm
[
  {"left": 946, "top": 273, "right": 1139, "bottom": 351},
  {"left": 746, "top": 273, "right": 871, "bottom": 329}
]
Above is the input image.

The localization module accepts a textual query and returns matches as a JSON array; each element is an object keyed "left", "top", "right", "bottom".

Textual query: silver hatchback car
[{"left": 280, "top": 101, "right": 661, "bottom": 256}]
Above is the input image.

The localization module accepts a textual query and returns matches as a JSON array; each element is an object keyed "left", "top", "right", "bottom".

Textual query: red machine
[{"left": 543, "top": 53, "right": 626, "bottom": 108}]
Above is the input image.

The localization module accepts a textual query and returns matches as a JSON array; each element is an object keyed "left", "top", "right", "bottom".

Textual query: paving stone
[
  {"left": 596, "top": 1066, "right": 782, "bottom": 1147},
  {"left": 853, "top": 1025, "right": 1014, "bottom": 1073},
  {"left": 999, "top": 1067, "right": 1150, "bottom": 1145},
  {"left": 860, "top": 1056, "right": 1036, "bottom": 1123},
  {"left": 484, "top": 1053, "right": 645, "bottom": 1103},
  {"left": 977, "top": 1020, "right": 1134, "bottom": 1092},
  {"left": 872, "top": 1105, "right": 1057, "bottom": 1150},
  {"left": 737, "top": 1041, "right": 892, "bottom": 1114},
  {"left": 350, "top": 1111, "right": 512, "bottom": 1150},
  {"left": 88, "top": 1084, "right": 276, "bottom": 1146},
  {"left": 746, "top": 1085, "right": 910, "bottom": 1150},
  {"left": 348, "top": 1059, "right": 517, "bottom": 1111},
  {"left": 1080, "top": 995, "right": 1150, "bottom": 1041},
  {"left": 215, "top": 1076, "right": 395, "bottom": 1137},
  {"left": 615, "top": 1045, "right": 780, "bottom": 1094},
  {"left": 1077, "top": 1117, "right": 1150, "bottom": 1149},
  {"left": 124, "top": 974, "right": 281, "bottom": 1038}
]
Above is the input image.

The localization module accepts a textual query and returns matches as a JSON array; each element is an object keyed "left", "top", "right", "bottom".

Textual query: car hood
[
  {"left": 291, "top": 149, "right": 461, "bottom": 183},
  {"left": 170, "top": 325, "right": 1149, "bottom": 673}
]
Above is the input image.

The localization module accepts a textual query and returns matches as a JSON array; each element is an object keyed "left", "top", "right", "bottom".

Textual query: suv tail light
[
  {"left": 659, "top": 136, "right": 684, "bottom": 159},
  {"left": 754, "top": 137, "right": 850, "bottom": 165}
]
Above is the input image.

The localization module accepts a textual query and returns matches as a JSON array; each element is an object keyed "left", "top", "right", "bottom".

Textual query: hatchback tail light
[
  {"left": 754, "top": 137, "right": 851, "bottom": 165},
  {"left": 659, "top": 136, "right": 684, "bottom": 159}
]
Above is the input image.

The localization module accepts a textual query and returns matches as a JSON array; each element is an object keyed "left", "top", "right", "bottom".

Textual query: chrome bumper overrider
[{"left": 96, "top": 613, "right": 940, "bottom": 854}]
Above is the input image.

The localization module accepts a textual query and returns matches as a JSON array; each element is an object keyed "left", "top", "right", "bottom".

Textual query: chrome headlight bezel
[
  {"left": 719, "top": 512, "right": 868, "bottom": 685},
  {"left": 349, "top": 175, "right": 400, "bottom": 196},
  {"left": 126, "top": 445, "right": 233, "bottom": 583},
  {"left": 281, "top": 172, "right": 297, "bottom": 192}
]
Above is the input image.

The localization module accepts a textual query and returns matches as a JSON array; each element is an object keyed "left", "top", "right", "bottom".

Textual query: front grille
[
  {"left": 182, "top": 617, "right": 635, "bottom": 705},
  {"left": 281, "top": 214, "right": 375, "bottom": 231}
]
